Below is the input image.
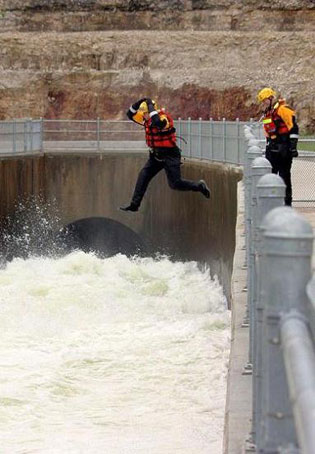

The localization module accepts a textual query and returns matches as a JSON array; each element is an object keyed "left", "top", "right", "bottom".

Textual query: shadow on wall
[{"left": 59, "top": 217, "right": 148, "bottom": 258}]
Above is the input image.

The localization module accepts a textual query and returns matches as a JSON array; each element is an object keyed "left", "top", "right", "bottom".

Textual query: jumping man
[{"left": 120, "top": 97, "right": 210, "bottom": 212}]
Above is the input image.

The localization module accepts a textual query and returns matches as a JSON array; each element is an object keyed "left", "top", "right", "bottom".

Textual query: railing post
[
  {"left": 30, "top": 120, "right": 34, "bottom": 152},
  {"left": 40, "top": 118, "right": 44, "bottom": 152},
  {"left": 249, "top": 157, "right": 272, "bottom": 329},
  {"left": 307, "top": 275, "right": 315, "bottom": 344},
  {"left": 23, "top": 120, "right": 27, "bottom": 152},
  {"left": 13, "top": 119, "right": 16, "bottom": 154},
  {"left": 236, "top": 118, "right": 240, "bottom": 164},
  {"left": 199, "top": 117, "right": 202, "bottom": 159},
  {"left": 27, "top": 118, "right": 32, "bottom": 152},
  {"left": 188, "top": 117, "right": 192, "bottom": 158},
  {"left": 281, "top": 310, "right": 315, "bottom": 454},
  {"left": 97, "top": 117, "right": 100, "bottom": 151},
  {"left": 248, "top": 157, "right": 272, "bottom": 445},
  {"left": 254, "top": 173, "right": 285, "bottom": 448},
  {"left": 248, "top": 138, "right": 261, "bottom": 148},
  {"left": 244, "top": 124, "right": 254, "bottom": 141},
  {"left": 177, "top": 117, "right": 181, "bottom": 147},
  {"left": 244, "top": 145, "right": 262, "bottom": 239},
  {"left": 242, "top": 145, "right": 262, "bottom": 330},
  {"left": 223, "top": 117, "right": 226, "bottom": 162},
  {"left": 259, "top": 207, "right": 313, "bottom": 452},
  {"left": 210, "top": 117, "right": 213, "bottom": 160}
]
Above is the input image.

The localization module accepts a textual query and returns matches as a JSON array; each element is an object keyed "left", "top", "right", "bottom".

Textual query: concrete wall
[{"left": 0, "top": 152, "right": 242, "bottom": 302}]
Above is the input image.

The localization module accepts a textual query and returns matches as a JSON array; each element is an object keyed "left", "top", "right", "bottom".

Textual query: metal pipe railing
[
  {"left": 1, "top": 117, "right": 314, "bottom": 166},
  {"left": 281, "top": 312, "right": 315, "bottom": 454},
  {"left": 244, "top": 125, "right": 315, "bottom": 454}
]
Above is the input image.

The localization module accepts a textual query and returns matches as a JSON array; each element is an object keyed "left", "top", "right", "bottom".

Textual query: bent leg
[
  {"left": 164, "top": 156, "right": 200, "bottom": 191},
  {"left": 131, "top": 157, "right": 163, "bottom": 207}
]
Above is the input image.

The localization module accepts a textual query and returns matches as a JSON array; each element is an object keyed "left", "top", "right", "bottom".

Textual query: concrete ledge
[
  {"left": 43, "top": 140, "right": 147, "bottom": 150},
  {"left": 224, "top": 182, "right": 252, "bottom": 454}
]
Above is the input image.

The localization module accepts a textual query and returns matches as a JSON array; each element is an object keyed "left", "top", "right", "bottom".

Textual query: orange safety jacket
[
  {"left": 145, "top": 111, "right": 177, "bottom": 148},
  {"left": 262, "top": 100, "right": 295, "bottom": 140}
]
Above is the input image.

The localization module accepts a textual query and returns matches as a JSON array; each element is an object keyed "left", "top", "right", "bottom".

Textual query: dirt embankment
[{"left": 0, "top": 2, "right": 314, "bottom": 130}]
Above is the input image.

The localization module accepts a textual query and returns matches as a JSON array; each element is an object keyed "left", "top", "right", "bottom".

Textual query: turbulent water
[{"left": 0, "top": 251, "right": 231, "bottom": 454}]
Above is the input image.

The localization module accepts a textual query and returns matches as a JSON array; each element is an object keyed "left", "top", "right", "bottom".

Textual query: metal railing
[
  {"left": 42, "top": 118, "right": 253, "bottom": 164},
  {"left": 42, "top": 119, "right": 146, "bottom": 151},
  {"left": 0, "top": 117, "right": 255, "bottom": 162},
  {"left": 176, "top": 118, "right": 251, "bottom": 164},
  {"left": 243, "top": 125, "right": 315, "bottom": 453},
  {"left": 0, "top": 119, "right": 42, "bottom": 154},
  {"left": 1, "top": 118, "right": 315, "bottom": 204}
]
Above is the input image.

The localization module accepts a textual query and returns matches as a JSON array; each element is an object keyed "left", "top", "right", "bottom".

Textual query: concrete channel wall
[{"left": 0, "top": 151, "right": 242, "bottom": 305}]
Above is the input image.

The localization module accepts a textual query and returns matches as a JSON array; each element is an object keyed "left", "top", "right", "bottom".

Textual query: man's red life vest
[
  {"left": 262, "top": 102, "right": 290, "bottom": 139},
  {"left": 145, "top": 111, "right": 177, "bottom": 148}
]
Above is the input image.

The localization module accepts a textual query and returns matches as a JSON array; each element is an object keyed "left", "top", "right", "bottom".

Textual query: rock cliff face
[
  {"left": 1, "top": 1, "right": 315, "bottom": 33},
  {"left": 0, "top": 1, "right": 314, "bottom": 130}
]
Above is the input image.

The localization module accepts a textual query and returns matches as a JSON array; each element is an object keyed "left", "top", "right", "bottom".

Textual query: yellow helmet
[
  {"left": 138, "top": 99, "right": 158, "bottom": 113},
  {"left": 133, "top": 111, "right": 145, "bottom": 125},
  {"left": 257, "top": 87, "right": 276, "bottom": 103}
]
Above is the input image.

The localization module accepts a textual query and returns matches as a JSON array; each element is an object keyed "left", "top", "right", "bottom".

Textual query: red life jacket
[
  {"left": 262, "top": 102, "right": 290, "bottom": 139},
  {"left": 145, "top": 111, "right": 177, "bottom": 148}
]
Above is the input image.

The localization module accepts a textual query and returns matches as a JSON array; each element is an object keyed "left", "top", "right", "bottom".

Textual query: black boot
[
  {"left": 120, "top": 203, "right": 139, "bottom": 212},
  {"left": 198, "top": 180, "right": 210, "bottom": 199}
]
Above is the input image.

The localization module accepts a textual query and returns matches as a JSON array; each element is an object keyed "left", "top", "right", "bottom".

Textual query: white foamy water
[{"left": 0, "top": 251, "right": 231, "bottom": 454}]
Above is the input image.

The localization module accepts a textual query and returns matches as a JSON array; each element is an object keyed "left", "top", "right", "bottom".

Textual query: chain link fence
[{"left": 250, "top": 122, "right": 315, "bottom": 206}]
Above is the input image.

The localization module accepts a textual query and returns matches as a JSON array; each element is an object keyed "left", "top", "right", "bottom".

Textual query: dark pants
[
  {"left": 131, "top": 147, "right": 201, "bottom": 208},
  {"left": 266, "top": 147, "right": 293, "bottom": 206}
]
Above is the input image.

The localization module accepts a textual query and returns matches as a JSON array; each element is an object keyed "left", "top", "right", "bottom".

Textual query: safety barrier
[
  {"left": 41, "top": 119, "right": 315, "bottom": 206},
  {"left": 243, "top": 125, "right": 315, "bottom": 453},
  {"left": 41, "top": 118, "right": 252, "bottom": 164},
  {"left": 0, "top": 119, "right": 42, "bottom": 154},
  {"left": 1, "top": 118, "right": 315, "bottom": 204}
]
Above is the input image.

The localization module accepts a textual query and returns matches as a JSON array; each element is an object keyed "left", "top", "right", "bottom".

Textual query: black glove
[
  {"left": 290, "top": 138, "right": 299, "bottom": 158},
  {"left": 146, "top": 99, "right": 156, "bottom": 113},
  {"left": 132, "top": 98, "right": 147, "bottom": 110}
]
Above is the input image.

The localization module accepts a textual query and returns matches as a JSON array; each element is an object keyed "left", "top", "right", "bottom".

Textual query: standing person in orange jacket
[
  {"left": 257, "top": 87, "right": 299, "bottom": 206},
  {"left": 120, "top": 97, "right": 210, "bottom": 212}
]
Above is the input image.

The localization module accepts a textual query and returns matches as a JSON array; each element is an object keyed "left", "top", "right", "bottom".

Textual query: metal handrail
[
  {"left": 1, "top": 118, "right": 315, "bottom": 202},
  {"left": 244, "top": 125, "right": 315, "bottom": 453}
]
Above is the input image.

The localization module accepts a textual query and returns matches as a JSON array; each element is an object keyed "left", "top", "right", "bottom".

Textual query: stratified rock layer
[
  {"left": 0, "top": 2, "right": 314, "bottom": 130},
  {"left": 1, "top": 1, "right": 315, "bottom": 33}
]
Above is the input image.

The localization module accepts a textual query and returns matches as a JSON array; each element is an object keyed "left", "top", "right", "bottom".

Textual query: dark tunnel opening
[
  {"left": 0, "top": 212, "right": 148, "bottom": 263},
  {"left": 59, "top": 217, "right": 148, "bottom": 258}
]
